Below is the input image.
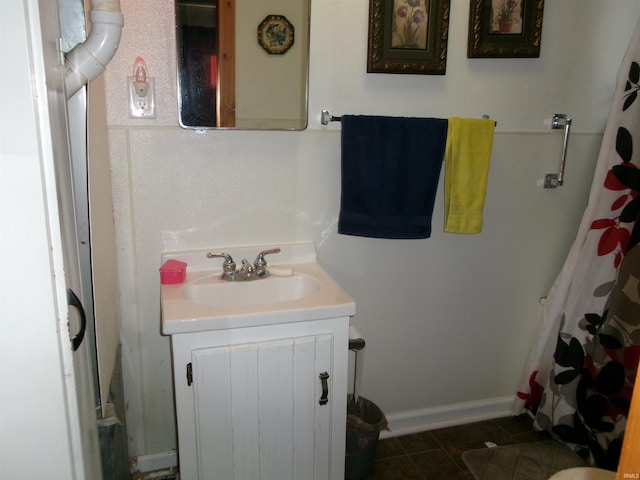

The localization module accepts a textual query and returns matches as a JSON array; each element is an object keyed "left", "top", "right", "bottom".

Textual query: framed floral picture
[
  {"left": 468, "top": 0, "right": 544, "bottom": 58},
  {"left": 367, "top": 0, "right": 451, "bottom": 75}
]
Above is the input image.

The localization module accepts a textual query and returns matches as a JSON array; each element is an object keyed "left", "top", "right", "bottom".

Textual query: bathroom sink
[
  {"left": 160, "top": 243, "right": 356, "bottom": 335},
  {"left": 182, "top": 273, "right": 321, "bottom": 307}
]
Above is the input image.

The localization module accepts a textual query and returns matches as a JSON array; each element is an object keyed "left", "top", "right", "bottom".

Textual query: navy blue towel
[{"left": 338, "top": 115, "right": 448, "bottom": 239}]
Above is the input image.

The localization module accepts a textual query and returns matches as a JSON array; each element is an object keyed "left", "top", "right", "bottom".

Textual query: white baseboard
[
  {"left": 379, "top": 395, "right": 515, "bottom": 439},
  {"left": 129, "top": 396, "right": 514, "bottom": 473}
]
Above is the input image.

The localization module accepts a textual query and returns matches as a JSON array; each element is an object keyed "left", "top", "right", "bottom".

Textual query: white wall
[
  {"left": 103, "top": 0, "right": 640, "bottom": 456},
  {"left": 235, "top": 0, "right": 308, "bottom": 127},
  {"left": 1, "top": 1, "right": 97, "bottom": 477},
  {"left": 1, "top": 7, "right": 73, "bottom": 477}
]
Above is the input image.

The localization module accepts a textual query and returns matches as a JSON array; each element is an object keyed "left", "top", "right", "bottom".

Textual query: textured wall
[{"left": 103, "top": 0, "right": 640, "bottom": 456}]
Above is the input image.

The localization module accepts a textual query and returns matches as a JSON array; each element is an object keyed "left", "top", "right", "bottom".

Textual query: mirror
[{"left": 176, "top": 0, "right": 310, "bottom": 130}]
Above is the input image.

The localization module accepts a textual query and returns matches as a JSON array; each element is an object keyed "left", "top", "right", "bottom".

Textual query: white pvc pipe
[{"left": 64, "top": 0, "right": 123, "bottom": 99}]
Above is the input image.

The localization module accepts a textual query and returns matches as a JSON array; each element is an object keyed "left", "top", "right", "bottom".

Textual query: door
[
  {"left": 62, "top": 0, "right": 122, "bottom": 416},
  {"left": 191, "top": 334, "right": 334, "bottom": 479},
  {"left": 29, "top": 0, "right": 102, "bottom": 476}
]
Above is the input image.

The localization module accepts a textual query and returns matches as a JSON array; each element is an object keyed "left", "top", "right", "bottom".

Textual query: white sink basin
[
  {"left": 161, "top": 243, "right": 356, "bottom": 335},
  {"left": 182, "top": 273, "right": 321, "bottom": 307}
]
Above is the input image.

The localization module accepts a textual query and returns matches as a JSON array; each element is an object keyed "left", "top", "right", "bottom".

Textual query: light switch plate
[{"left": 128, "top": 76, "right": 156, "bottom": 119}]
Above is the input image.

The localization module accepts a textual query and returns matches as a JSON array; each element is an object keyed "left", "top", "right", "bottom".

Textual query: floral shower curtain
[{"left": 513, "top": 17, "right": 640, "bottom": 470}]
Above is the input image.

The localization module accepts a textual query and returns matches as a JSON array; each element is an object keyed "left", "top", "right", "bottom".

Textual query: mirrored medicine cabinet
[{"left": 176, "top": 0, "right": 310, "bottom": 130}]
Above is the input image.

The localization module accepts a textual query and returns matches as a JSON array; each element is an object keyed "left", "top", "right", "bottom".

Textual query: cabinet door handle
[{"left": 319, "top": 371, "right": 330, "bottom": 405}]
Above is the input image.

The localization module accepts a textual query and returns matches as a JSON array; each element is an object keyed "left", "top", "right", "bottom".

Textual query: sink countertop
[{"left": 161, "top": 243, "right": 356, "bottom": 335}]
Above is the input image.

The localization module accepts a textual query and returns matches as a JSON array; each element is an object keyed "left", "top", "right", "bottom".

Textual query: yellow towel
[{"left": 444, "top": 118, "right": 495, "bottom": 234}]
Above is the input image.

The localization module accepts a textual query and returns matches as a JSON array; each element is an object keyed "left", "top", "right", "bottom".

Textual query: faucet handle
[
  {"left": 253, "top": 247, "right": 281, "bottom": 277},
  {"left": 207, "top": 252, "right": 236, "bottom": 280}
]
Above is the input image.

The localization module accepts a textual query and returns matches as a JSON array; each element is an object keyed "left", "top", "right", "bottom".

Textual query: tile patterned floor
[
  {"left": 160, "top": 415, "right": 548, "bottom": 480},
  {"left": 367, "top": 415, "right": 550, "bottom": 480}
]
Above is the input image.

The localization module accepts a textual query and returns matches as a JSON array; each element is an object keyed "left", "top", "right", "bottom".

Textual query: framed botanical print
[
  {"left": 367, "top": 0, "right": 451, "bottom": 74},
  {"left": 468, "top": 0, "right": 544, "bottom": 58}
]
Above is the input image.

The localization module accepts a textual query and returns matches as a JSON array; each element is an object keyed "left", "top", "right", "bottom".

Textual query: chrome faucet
[
  {"left": 236, "top": 259, "right": 255, "bottom": 281},
  {"left": 207, "top": 247, "right": 281, "bottom": 281}
]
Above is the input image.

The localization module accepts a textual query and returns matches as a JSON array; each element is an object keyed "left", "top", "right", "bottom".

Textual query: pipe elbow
[{"left": 64, "top": 9, "right": 124, "bottom": 98}]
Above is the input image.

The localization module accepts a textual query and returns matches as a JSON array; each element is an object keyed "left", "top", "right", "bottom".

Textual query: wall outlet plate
[{"left": 128, "top": 76, "right": 156, "bottom": 119}]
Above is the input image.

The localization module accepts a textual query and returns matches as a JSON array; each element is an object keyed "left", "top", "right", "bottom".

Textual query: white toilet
[{"left": 548, "top": 467, "right": 617, "bottom": 480}]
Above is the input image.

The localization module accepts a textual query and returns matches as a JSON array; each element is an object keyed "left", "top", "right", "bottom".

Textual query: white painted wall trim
[{"left": 380, "top": 396, "right": 516, "bottom": 439}]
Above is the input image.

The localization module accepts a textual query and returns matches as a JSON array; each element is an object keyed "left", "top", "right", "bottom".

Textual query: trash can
[{"left": 345, "top": 394, "right": 389, "bottom": 480}]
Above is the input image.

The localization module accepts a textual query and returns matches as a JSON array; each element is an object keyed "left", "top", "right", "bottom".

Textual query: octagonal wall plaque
[{"left": 258, "top": 14, "right": 294, "bottom": 55}]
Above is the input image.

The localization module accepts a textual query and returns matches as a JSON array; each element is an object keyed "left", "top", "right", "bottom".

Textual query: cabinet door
[{"left": 191, "top": 333, "right": 334, "bottom": 480}]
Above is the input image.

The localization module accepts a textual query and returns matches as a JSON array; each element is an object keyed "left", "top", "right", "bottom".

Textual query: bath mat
[{"left": 462, "top": 440, "right": 588, "bottom": 480}]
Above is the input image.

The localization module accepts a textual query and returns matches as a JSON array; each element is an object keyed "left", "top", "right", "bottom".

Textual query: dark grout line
[{"left": 406, "top": 456, "right": 428, "bottom": 480}]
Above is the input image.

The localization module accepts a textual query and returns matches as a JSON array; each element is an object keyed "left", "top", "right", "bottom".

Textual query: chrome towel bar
[
  {"left": 545, "top": 113, "right": 572, "bottom": 188},
  {"left": 322, "top": 109, "right": 496, "bottom": 126}
]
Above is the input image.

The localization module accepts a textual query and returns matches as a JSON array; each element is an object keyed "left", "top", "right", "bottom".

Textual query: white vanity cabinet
[
  {"left": 170, "top": 317, "right": 350, "bottom": 480},
  {"left": 161, "top": 243, "right": 356, "bottom": 479}
]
